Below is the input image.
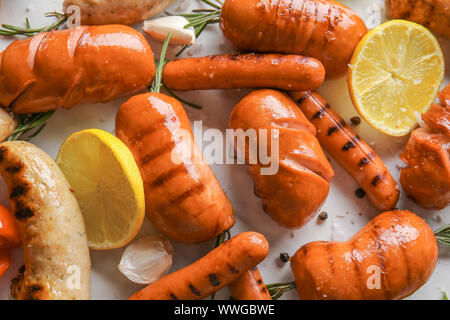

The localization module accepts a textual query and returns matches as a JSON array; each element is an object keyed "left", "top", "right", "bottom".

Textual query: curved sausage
[
  {"left": 116, "top": 93, "right": 235, "bottom": 243},
  {"left": 291, "top": 210, "right": 438, "bottom": 300},
  {"left": 229, "top": 267, "right": 272, "bottom": 300},
  {"left": 289, "top": 91, "right": 399, "bottom": 211},
  {"left": 229, "top": 89, "right": 334, "bottom": 229},
  {"left": 63, "top": 0, "right": 176, "bottom": 26},
  {"left": 220, "top": 0, "right": 367, "bottom": 77},
  {"left": 386, "top": 0, "right": 450, "bottom": 38},
  {"left": 0, "top": 141, "right": 90, "bottom": 300},
  {"left": 400, "top": 88, "right": 450, "bottom": 209},
  {"left": 129, "top": 231, "right": 269, "bottom": 300},
  {"left": 162, "top": 54, "right": 325, "bottom": 91},
  {"left": 0, "top": 25, "right": 155, "bottom": 114}
]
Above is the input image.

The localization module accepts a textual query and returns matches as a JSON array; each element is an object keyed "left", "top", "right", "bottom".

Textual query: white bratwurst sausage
[
  {"left": 0, "top": 141, "right": 90, "bottom": 300},
  {"left": 63, "top": 0, "right": 176, "bottom": 26}
]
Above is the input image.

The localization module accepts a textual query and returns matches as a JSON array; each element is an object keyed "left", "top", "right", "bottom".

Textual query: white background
[{"left": 0, "top": 0, "right": 448, "bottom": 300}]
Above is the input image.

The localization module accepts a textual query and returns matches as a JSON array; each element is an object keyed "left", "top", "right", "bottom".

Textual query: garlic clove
[
  {"left": 143, "top": 16, "right": 196, "bottom": 46},
  {"left": 118, "top": 234, "right": 174, "bottom": 284}
]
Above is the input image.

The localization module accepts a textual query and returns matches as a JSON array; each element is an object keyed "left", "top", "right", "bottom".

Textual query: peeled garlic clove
[
  {"left": 118, "top": 234, "right": 174, "bottom": 284},
  {"left": 143, "top": 16, "right": 196, "bottom": 46}
]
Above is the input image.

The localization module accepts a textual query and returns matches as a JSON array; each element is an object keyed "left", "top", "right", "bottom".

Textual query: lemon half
[
  {"left": 56, "top": 129, "right": 145, "bottom": 250},
  {"left": 348, "top": 20, "right": 444, "bottom": 136}
]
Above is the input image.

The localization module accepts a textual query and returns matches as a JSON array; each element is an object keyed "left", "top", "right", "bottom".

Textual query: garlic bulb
[
  {"left": 143, "top": 16, "right": 196, "bottom": 46},
  {"left": 118, "top": 234, "right": 174, "bottom": 284}
]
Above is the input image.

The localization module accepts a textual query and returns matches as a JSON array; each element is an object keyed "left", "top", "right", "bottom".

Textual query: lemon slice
[
  {"left": 348, "top": 20, "right": 444, "bottom": 136},
  {"left": 56, "top": 129, "right": 145, "bottom": 250}
]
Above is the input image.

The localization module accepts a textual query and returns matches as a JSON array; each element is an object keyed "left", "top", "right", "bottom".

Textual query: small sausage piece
[
  {"left": 386, "top": 0, "right": 450, "bottom": 38},
  {"left": 63, "top": 0, "right": 175, "bottom": 26},
  {"left": 291, "top": 210, "right": 438, "bottom": 300},
  {"left": 162, "top": 54, "right": 325, "bottom": 91},
  {"left": 0, "top": 141, "right": 91, "bottom": 300},
  {"left": 129, "top": 231, "right": 269, "bottom": 300},
  {"left": 289, "top": 91, "right": 399, "bottom": 211},
  {"left": 116, "top": 93, "right": 235, "bottom": 243},
  {"left": 229, "top": 267, "right": 272, "bottom": 300},
  {"left": 220, "top": 0, "right": 367, "bottom": 77},
  {"left": 0, "top": 109, "right": 16, "bottom": 142},
  {"left": 0, "top": 25, "right": 155, "bottom": 114},
  {"left": 229, "top": 89, "right": 334, "bottom": 229}
]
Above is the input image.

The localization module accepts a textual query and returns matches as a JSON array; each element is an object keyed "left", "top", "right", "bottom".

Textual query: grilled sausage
[
  {"left": 400, "top": 86, "right": 450, "bottom": 209},
  {"left": 0, "top": 141, "right": 90, "bottom": 300},
  {"left": 63, "top": 0, "right": 176, "bottom": 26},
  {"left": 129, "top": 231, "right": 269, "bottom": 300},
  {"left": 162, "top": 54, "right": 325, "bottom": 91},
  {"left": 220, "top": 0, "right": 367, "bottom": 77},
  {"left": 289, "top": 91, "right": 399, "bottom": 211},
  {"left": 116, "top": 93, "right": 235, "bottom": 243},
  {"left": 386, "top": 0, "right": 450, "bottom": 38},
  {"left": 0, "top": 25, "right": 155, "bottom": 114},
  {"left": 0, "top": 109, "right": 16, "bottom": 142},
  {"left": 229, "top": 267, "right": 272, "bottom": 300},
  {"left": 229, "top": 89, "right": 334, "bottom": 229},
  {"left": 291, "top": 210, "right": 438, "bottom": 300}
]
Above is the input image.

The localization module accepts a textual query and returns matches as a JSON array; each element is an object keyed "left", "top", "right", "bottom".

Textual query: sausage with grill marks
[
  {"left": 290, "top": 210, "right": 438, "bottom": 300},
  {"left": 129, "top": 232, "right": 269, "bottom": 300},
  {"left": 220, "top": 0, "right": 367, "bottom": 77},
  {"left": 116, "top": 93, "right": 235, "bottom": 243},
  {"left": 289, "top": 91, "right": 399, "bottom": 211},
  {"left": 229, "top": 267, "right": 272, "bottom": 300},
  {"left": 386, "top": 0, "right": 450, "bottom": 38},
  {"left": 162, "top": 54, "right": 325, "bottom": 91}
]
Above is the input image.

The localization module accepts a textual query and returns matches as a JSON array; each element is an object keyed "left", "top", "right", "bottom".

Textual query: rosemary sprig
[
  {"left": 266, "top": 282, "right": 296, "bottom": 300},
  {"left": 162, "top": 86, "right": 202, "bottom": 109},
  {"left": 434, "top": 225, "right": 450, "bottom": 246},
  {"left": 176, "top": 0, "right": 223, "bottom": 57},
  {"left": 443, "top": 291, "right": 449, "bottom": 300},
  {"left": 7, "top": 111, "right": 55, "bottom": 141},
  {"left": 151, "top": 33, "right": 172, "bottom": 93},
  {"left": 0, "top": 12, "right": 67, "bottom": 36}
]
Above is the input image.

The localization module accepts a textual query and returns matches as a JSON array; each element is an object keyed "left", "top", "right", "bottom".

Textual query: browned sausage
[
  {"left": 116, "top": 93, "right": 234, "bottom": 243},
  {"left": 289, "top": 91, "right": 399, "bottom": 211},
  {"left": 229, "top": 89, "right": 334, "bottom": 229},
  {"left": 0, "top": 25, "right": 155, "bottom": 114},
  {"left": 386, "top": 0, "right": 450, "bottom": 38},
  {"left": 162, "top": 54, "right": 325, "bottom": 91},
  {"left": 220, "top": 0, "right": 367, "bottom": 77},
  {"left": 229, "top": 267, "right": 272, "bottom": 300},
  {"left": 291, "top": 210, "right": 438, "bottom": 300},
  {"left": 129, "top": 231, "right": 269, "bottom": 300}
]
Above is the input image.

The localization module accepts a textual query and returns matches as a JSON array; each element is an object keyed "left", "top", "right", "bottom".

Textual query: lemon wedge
[
  {"left": 56, "top": 129, "right": 145, "bottom": 250},
  {"left": 348, "top": 20, "right": 444, "bottom": 136}
]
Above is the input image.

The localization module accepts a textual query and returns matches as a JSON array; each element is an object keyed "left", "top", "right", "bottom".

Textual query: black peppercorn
[
  {"left": 280, "top": 253, "right": 290, "bottom": 263},
  {"left": 318, "top": 211, "right": 328, "bottom": 221},
  {"left": 350, "top": 116, "right": 361, "bottom": 125},
  {"left": 355, "top": 188, "right": 366, "bottom": 198}
]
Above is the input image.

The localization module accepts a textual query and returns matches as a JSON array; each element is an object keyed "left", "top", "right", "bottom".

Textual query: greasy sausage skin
[
  {"left": 229, "top": 90, "right": 334, "bottom": 229},
  {"left": 229, "top": 267, "right": 272, "bottom": 300},
  {"left": 289, "top": 91, "right": 399, "bottom": 211},
  {"left": 129, "top": 232, "right": 269, "bottom": 300},
  {"left": 116, "top": 93, "right": 235, "bottom": 243},
  {"left": 0, "top": 25, "right": 155, "bottom": 114},
  {"left": 220, "top": 0, "right": 367, "bottom": 77},
  {"left": 0, "top": 141, "right": 91, "bottom": 300},
  {"left": 291, "top": 210, "right": 438, "bottom": 300},
  {"left": 386, "top": 0, "right": 450, "bottom": 38},
  {"left": 162, "top": 54, "right": 325, "bottom": 91},
  {"left": 64, "top": 0, "right": 175, "bottom": 26}
]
